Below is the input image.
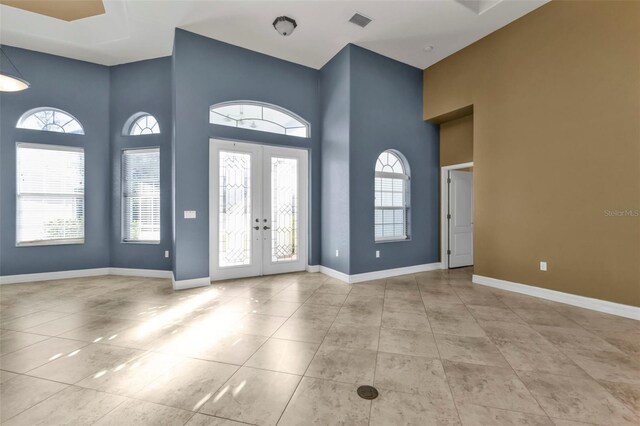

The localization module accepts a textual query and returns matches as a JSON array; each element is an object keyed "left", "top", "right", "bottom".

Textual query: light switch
[
  {"left": 164, "top": 250, "right": 170, "bottom": 258},
  {"left": 184, "top": 210, "right": 197, "bottom": 219},
  {"left": 335, "top": 250, "right": 339, "bottom": 257},
  {"left": 376, "top": 250, "right": 380, "bottom": 258},
  {"left": 540, "top": 261, "right": 547, "bottom": 271}
]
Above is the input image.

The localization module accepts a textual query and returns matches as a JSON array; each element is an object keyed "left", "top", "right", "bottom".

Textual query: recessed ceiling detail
[
  {"left": 455, "top": 0, "right": 504, "bottom": 15},
  {"left": 0, "top": 0, "right": 105, "bottom": 21},
  {"left": 0, "top": 0, "right": 549, "bottom": 68}
]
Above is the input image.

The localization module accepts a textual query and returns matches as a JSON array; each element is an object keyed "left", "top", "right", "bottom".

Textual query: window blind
[
  {"left": 122, "top": 148, "right": 160, "bottom": 242},
  {"left": 16, "top": 143, "right": 85, "bottom": 245},
  {"left": 374, "top": 176, "right": 408, "bottom": 241}
]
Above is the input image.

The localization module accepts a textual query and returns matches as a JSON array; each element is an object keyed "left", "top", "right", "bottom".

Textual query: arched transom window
[
  {"left": 375, "top": 150, "right": 410, "bottom": 241},
  {"left": 209, "top": 101, "right": 309, "bottom": 138},
  {"left": 125, "top": 113, "right": 160, "bottom": 135},
  {"left": 17, "top": 107, "right": 84, "bottom": 135}
]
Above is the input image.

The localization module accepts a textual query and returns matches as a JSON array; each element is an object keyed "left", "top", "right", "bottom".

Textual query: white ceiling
[{"left": 0, "top": 0, "right": 548, "bottom": 69}]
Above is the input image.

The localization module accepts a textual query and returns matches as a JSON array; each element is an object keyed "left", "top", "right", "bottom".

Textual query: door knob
[
  {"left": 253, "top": 226, "right": 260, "bottom": 230},
  {"left": 263, "top": 226, "right": 271, "bottom": 230}
]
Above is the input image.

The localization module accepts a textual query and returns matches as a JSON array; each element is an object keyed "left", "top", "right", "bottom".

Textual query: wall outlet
[
  {"left": 164, "top": 250, "right": 169, "bottom": 258},
  {"left": 376, "top": 250, "right": 380, "bottom": 258},
  {"left": 184, "top": 210, "right": 196, "bottom": 219},
  {"left": 335, "top": 249, "right": 339, "bottom": 257},
  {"left": 540, "top": 261, "right": 547, "bottom": 271}
]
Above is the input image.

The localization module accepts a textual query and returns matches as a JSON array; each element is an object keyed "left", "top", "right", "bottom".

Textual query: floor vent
[{"left": 357, "top": 385, "right": 379, "bottom": 400}]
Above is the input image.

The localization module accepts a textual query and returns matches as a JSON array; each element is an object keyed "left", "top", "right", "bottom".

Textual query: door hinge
[
  {"left": 447, "top": 250, "right": 451, "bottom": 255},
  {"left": 447, "top": 178, "right": 451, "bottom": 183},
  {"left": 447, "top": 214, "right": 451, "bottom": 219}
]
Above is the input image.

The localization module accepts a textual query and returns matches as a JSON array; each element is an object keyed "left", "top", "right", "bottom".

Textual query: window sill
[
  {"left": 16, "top": 239, "right": 84, "bottom": 247},
  {"left": 121, "top": 240, "right": 161, "bottom": 245},
  {"left": 375, "top": 237, "right": 411, "bottom": 244}
]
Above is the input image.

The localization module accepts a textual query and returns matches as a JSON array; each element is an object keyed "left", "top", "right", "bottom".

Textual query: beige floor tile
[
  {"left": 593, "top": 329, "right": 640, "bottom": 356},
  {"left": 481, "top": 321, "right": 587, "bottom": 377},
  {"left": 0, "top": 331, "right": 49, "bottom": 356},
  {"left": 0, "top": 370, "right": 18, "bottom": 383},
  {"left": 454, "top": 287, "right": 505, "bottom": 307},
  {"left": 314, "top": 283, "right": 351, "bottom": 295},
  {"left": 427, "top": 305, "right": 486, "bottom": 337},
  {"left": 370, "top": 389, "right": 460, "bottom": 426},
  {"left": 565, "top": 349, "right": 640, "bottom": 385},
  {"left": 269, "top": 289, "right": 315, "bottom": 303},
  {"left": 0, "top": 374, "right": 68, "bottom": 422},
  {"left": 306, "top": 344, "right": 376, "bottom": 384},
  {"left": 305, "top": 291, "right": 348, "bottom": 306},
  {"left": 76, "top": 351, "right": 181, "bottom": 396},
  {"left": 334, "top": 304, "right": 383, "bottom": 327},
  {"left": 466, "top": 305, "right": 525, "bottom": 323},
  {"left": 379, "top": 327, "right": 439, "bottom": 357},
  {"left": 2, "top": 386, "right": 126, "bottom": 426},
  {"left": 136, "top": 358, "right": 238, "bottom": 411},
  {"left": 272, "top": 318, "right": 331, "bottom": 343},
  {"left": 323, "top": 324, "right": 380, "bottom": 350},
  {"left": 519, "top": 371, "right": 640, "bottom": 425},
  {"left": 253, "top": 300, "right": 301, "bottom": 317},
  {"left": 443, "top": 361, "right": 545, "bottom": 415},
  {"left": 233, "top": 314, "right": 287, "bottom": 337},
  {"left": 1, "top": 310, "right": 70, "bottom": 331},
  {"left": 291, "top": 304, "right": 340, "bottom": 322},
  {"left": 512, "top": 308, "right": 582, "bottom": 328},
  {"left": 383, "top": 297, "right": 425, "bottom": 314},
  {"left": 381, "top": 308, "right": 431, "bottom": 331},
  {"left": 435, "top": 333, "right": 509, "bottom": 367},
  {"left": 420, "top": 284, "right": 464, "bottom": 307},
  {"left": 599, "top": 380, "right": 640, "bottom": 417},
  {"left": 0, "top": 337, "right": 89, "bottom": 373},
  {"left": 456, "top": 403, "right": 553, "bottom": 426},
  {"left": 28, "top": 343, "right": 141, "bottom": 384},
  {"left": 374, "top": 352, "right": 452, "bottom": 400},
  {"left": 245, "top": 338, "right": 318, "bottom": 375},
  {"left": 278, "top": 377, "right": 370, "bottom": 426},
  {"left": 533, "top": 324, "right": 624, "bottom": 353},
  {"left": 200, "top": 366, "right": 300, "bottom": 426},
  {"left": 185, "top": 413, "right": 245, "bottom": 425},
  {"left": 93, "top": 399, "right": 193, "bottom": 425}
]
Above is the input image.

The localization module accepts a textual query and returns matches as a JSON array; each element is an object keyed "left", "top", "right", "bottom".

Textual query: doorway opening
[
  {"left": 441, "top": 162, "right": 474, "bottom": 269},
  {"left": 209, "top": 139, "right": 309, "bottom": 281}
]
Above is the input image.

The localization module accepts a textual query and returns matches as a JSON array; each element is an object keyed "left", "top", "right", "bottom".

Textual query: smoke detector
[{"left": 273, "top": 16, "right": 297, "bottom": 36}]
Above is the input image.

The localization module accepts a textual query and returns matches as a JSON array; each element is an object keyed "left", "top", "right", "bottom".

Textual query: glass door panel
[{"left": 270, "top": 157, "right": 299, "bottom": 263}]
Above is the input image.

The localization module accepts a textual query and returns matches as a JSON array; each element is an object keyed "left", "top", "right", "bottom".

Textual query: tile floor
[{"left": 0, "top": 268, "right": 639, "bottom": 425}]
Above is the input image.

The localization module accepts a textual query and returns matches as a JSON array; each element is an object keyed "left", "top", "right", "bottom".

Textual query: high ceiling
[{"left": 0, "top": 0, "right": 548, "bottom": 69}]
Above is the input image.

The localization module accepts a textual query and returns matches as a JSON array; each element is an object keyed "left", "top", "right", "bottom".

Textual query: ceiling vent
[{"left": 348, "top": 13, "right": 372, "bottom": 28}]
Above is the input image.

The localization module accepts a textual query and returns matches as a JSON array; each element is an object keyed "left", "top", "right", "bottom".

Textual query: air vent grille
[{"left": 349, "top": 13, "right": 372, "bottom": 28}]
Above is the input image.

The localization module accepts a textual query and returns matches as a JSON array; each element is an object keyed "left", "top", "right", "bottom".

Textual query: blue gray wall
[
  {"left": 0, "top": 46, "right": 111, "bottom": 276},
  {"left": 319, "top": 46, "right": 351, "bottom": 273},
  {"left": 349, "top": 45, "right": 439, "bottom": 274},
  {"left": 172, "top": 29, "right": 321, "bottom": 281},
  {"left": 109, "top": 57, "right": 172, "bottom": 270}
]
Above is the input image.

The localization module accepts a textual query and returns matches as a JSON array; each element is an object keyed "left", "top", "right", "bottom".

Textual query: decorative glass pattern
[
  {"left": 128, "top": 114, "right": 160, "bottom": 135},
  {"left": 210, "top": 101, "right": 309, "bottom": 138},
  {"left": 16, "top": 144, "right": 85, "bottom": 245},
  {"left": 17, "top": 108, "right": 84, "bottom": 134},
  {"left": 375, "top": 150, "right": 409, "bottom": 241},
  {"left": 219, "top": 151, "right": 252, "bottom": 267},
  {"left": 271, "top": 157, "right": 299, "bottom": 262}
]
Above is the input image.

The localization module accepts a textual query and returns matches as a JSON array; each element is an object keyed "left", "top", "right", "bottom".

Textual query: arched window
[
  {"left": 17, "top": 107, "right": 84, "bottom": 135},
  {"left": 124, "top": 113, "right": 160, "bottom": 135},
  {"left": 375, "top": 150, "right": 410, "bottom": 241},
  {"left": 209, "top": 101, "right": 309, "bottom": 138}
]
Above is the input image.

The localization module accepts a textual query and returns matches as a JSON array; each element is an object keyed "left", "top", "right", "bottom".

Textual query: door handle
[
  {"left": 263, "top": 226, "right": 271, "bottom": 230},
  {"left": 253, "top": 226, "right": 260, "bottom": 230}
]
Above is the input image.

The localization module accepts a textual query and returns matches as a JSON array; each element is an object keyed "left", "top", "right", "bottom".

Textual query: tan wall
[
  {"left": 424, "top": 1, "right": 640, "bottom": 306},
  {"left": 441, "top": 114, "right": 473, "bottom": 166}
]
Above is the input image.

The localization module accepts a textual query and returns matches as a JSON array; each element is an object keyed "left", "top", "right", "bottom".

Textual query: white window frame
[
  {"left": 375, "top": 151, "right": 410, "bottom": 243},
  {"left": 16, "top": 142, "right": 85, "bottom": 246},
  {"left": 121, "top": 147, "right": 161, "bottom": 244}
]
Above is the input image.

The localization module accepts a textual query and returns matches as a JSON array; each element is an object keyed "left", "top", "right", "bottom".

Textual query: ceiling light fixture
[
  {"left": 0, "top": 47, "right": 30, "bottom": 92},
  {"left": 273, "top": 16, "right": 297, "bottom": 36},
  {"left": 424, "top": 45, "right": 435, "bottom": 52}
]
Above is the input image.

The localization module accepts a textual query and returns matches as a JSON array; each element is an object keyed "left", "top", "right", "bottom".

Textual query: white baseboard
[
  {"left": 109, "top": 268, "right": 173, "bottom": 279},
  {"left": 0, "top": 267, "right": 173, "bottom": 285},
  {"left": 172, "top": 275, "right": 211, "bottom": 291},
  {"left": 306, "top": 265, "right": 321, "bottom": 273},
  {"left": 473, "top": 274, "right": 640, "bottom": 321},
  {"left": 320, "top": 262, "right": 443, "bottom": 284}
]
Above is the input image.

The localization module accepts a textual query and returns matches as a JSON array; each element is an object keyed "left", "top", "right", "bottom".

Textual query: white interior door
[
  {"left": 448, "top": 170, "right": 474, "bottom": 268},
  {"left": 210, "top": 139, "right": 308, "bottom": 281}
]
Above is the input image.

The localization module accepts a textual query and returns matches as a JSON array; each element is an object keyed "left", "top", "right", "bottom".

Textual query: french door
[{"left": 210, "top": 139, "right": 308, "bottom": 281}]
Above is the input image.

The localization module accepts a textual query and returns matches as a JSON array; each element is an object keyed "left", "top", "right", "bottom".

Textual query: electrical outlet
[
  {"left": 184, "top": 210, "right": 196, "bottom": 219},
  {"left": 164, "top": 250, "right": 169, "bottom": 258},
  {"left": 376, "top": 250, "right": 380, "bottom": 258},
  {"left": 335, "top": 249, "right": 339, "bottom": 257},
  {"left": 540, "top": 261, "right": 547, "bottom": 271}
]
